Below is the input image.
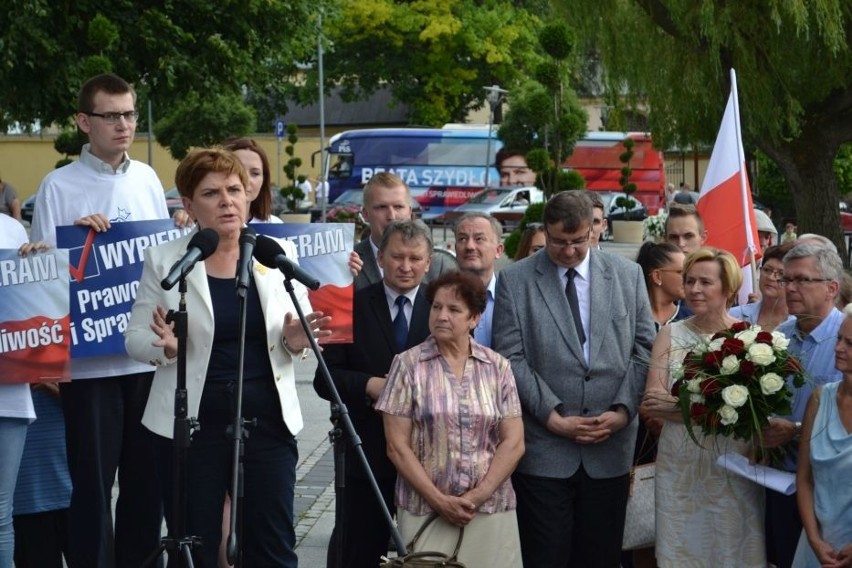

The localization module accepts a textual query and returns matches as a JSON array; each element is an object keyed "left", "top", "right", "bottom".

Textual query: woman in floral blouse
[{"left": 376, "top": 270, "right": 524, "bottom": 568}]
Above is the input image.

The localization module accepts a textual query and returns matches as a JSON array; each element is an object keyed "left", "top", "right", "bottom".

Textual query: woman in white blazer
[{"left": 126, "top": 147, "right": 330, "bottom": 568}]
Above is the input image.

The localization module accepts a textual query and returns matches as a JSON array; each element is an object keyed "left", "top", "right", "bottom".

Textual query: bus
[
  {"left": 564, "top": 132, "right": 666, "bottom": 214},
  {"left": 323, "top": 127, "right": 501, "bottom": 220}
]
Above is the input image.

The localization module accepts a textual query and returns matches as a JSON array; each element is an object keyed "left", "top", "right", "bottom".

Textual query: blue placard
[{"left": 275, "top": 120, "right": 285, "bottom": 138}]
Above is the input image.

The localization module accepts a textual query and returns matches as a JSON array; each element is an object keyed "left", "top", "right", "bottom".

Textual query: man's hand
[
  {"left": 546, "top": 410, "right": 612, "bottom": 444},
  {"left": 74, "top": 214, "right": 111, "bottom": 232},
  {"left": 761, "top": 417, "right": 797, "bottom": 448}
]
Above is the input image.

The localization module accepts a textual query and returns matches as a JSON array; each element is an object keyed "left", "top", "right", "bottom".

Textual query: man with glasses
[
  {"left": 762, "top": 242, "right": 844, "bottom": 568},
  {"left": 493, "top": 190, "right": 655, "bottom": 567},
  {"left": 31, "top": 74, "right": 167, "bottom": 568}
]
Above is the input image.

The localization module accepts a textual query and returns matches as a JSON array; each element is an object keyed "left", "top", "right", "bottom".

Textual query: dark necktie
[
  {"left": 565, "top": 268, "right": 586, "bottom": 345},
  {"left": 393, "top": 295, "right": 409, "bottom": 350}
]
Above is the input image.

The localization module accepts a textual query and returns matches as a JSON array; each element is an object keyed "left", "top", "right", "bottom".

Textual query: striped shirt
[{"left": 376, "top": 335, "right": 522, "bottom": 515}]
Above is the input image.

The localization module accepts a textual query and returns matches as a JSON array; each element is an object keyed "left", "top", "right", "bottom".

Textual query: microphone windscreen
[
  {"left": 190, "top": 228, "right": 220, "bottom": 260},
  {"left": 253, "top": 234, "right": 285, "bottom": 269}
]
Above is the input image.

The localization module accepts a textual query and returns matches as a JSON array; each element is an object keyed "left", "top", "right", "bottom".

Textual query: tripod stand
[{"left": 141, "top": 277, "right": 201, "bottom": 567}]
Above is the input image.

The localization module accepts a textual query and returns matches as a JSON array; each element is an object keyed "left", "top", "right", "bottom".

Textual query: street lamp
[{"left": 483, "top": 85, "right": 507, "bottom": 188}]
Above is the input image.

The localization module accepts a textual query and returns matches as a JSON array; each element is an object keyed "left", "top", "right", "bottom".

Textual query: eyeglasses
[
  {"left": 546, "top": 228, "right": 592, "bottom": 251},
  {"left": 778, "top": 276, "right": 831, "bottom": 287},
  {"left": 760, "top": 266, "right": 784, "bottom": 279},
  {"left": 85, "top": 110, "right": 139, "bottom": 124}
]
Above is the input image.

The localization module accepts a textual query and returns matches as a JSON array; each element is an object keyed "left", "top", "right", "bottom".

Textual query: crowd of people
[{"left": 3, "top": 70, "right": 852, "bottom": 568}]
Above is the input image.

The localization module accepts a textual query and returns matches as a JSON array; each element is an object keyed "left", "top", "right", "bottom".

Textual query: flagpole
[{"left": 729, "top": 69, "right": 759, "bottom": 293}]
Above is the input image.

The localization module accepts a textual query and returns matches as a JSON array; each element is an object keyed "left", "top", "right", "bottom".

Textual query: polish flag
[{"left": 697, "top": 71, "right": 760, "bottom": 300}]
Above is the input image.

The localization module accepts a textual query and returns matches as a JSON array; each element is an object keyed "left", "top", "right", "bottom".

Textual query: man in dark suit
[
  {"left": 314, "top": 219, "right": 434, "bottom": 568},
  {"left": 353, "top": 171, "right": 456, "bottom": 289},
  {"left": 493, "top": 190, "right": 656, "bottom": 567}
]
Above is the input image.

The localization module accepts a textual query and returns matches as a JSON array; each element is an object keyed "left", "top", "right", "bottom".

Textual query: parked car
[
  {"left": 21, "top": 194, "right": 36, "bottom": 223},
  {"left": 595, "top": 191, "right": 648, "bottom": 241},
  {"left": 444, "top": 186, "right": 544, "bottom": 232},
  {"left": 309, "top": 189, "right": 421, "bottom": 223}
]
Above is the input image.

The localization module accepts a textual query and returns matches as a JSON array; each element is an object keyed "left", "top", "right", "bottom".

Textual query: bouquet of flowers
[
  {"left": 326, "top": 205, "right": 362, "bottom": 224},
  {"left": 642, "top": 211, "right": 667, "bottom": 241},
  {"left": 670, "top": 321, "right": 806, "bottom": 447}
]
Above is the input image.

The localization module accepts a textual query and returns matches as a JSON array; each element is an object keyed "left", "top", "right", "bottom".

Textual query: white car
[{"left": 445, "top": 186, "right": 544, "bottom": 232}]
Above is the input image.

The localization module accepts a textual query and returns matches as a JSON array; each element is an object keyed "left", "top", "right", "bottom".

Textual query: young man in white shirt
[{"left": 31, "top": 73, "right": 168, "bottom": 568}]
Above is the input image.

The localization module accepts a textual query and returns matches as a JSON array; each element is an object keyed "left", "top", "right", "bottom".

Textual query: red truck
[{"left": 564, "top": 132, "right": 666, "bottom": 215}]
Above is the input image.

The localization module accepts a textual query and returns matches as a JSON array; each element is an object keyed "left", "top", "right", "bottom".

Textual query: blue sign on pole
[{"left": 275, "top": 120, "right": 285, "bottom": 138}]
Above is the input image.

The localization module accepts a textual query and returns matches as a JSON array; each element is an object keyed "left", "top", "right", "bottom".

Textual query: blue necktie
[{"left": 393, "top": 295, "right": 409, "bottom": 350}]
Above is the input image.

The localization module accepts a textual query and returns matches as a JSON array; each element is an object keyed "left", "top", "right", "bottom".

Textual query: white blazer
[{"left": 126, "top": 231, "right": 309, "bottom": 439}]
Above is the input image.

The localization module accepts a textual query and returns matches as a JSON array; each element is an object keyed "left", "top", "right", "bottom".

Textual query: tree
[
  {"left": 565, "top": 1, "right": 852, "bottom": 255},
  {"left": 0, "top": 1, "right": 322, "bottom": 148},
  {"left": 313, "top": 0, "right": 542, "bottom": 126},
  {"left": 499, "top": 22, "right": 588, "bottom": 197}
]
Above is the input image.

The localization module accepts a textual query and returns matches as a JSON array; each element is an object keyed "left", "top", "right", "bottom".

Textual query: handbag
[
  {"left": 622, "top": 429, "right": 657, "bottom": 551},
  {"left": 380, "top": 513, "right": 466, "bottom": 568}
]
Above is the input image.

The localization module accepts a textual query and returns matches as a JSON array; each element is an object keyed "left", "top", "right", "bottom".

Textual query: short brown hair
[
  {"left": 175, "top": 147, "right": 248, "bottom": 200},
  {"left": 364, "top": 172, "right": 409, "bottom": 207},
  {"left": 683, "top": 247, "right": 743, "bottom": 308},
  {"left": 78, "top": 74, "right": 136, "bottom": 114},
  {"left": 543, "top": 190, "right": 594, "bottom": 233},
  {"left": 427, "top": 270, "right": 487, "bottom": 316},
  {"left": 665, "top": 204, "right": 704, "bottom": 233},
  {"left": 222, "top": 137, "right": 272, "bottom": 220}
]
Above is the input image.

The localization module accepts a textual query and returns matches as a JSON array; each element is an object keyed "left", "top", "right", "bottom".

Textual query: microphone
[
  {"left": 161, "top": 228, "right": 220, "bottom": 290},
  {"left": 235, "top": 226, "right": 257, "bottom": 297},
  {"left": 253, "top": 235, "right": 320, "bottom": 291}
]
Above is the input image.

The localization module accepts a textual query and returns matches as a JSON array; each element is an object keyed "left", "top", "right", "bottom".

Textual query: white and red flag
[{"left": 697, "top": 70, "right": 760, "bottom": 300}]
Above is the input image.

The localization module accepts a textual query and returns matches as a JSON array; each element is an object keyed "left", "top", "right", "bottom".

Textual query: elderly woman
[
  {"left": 729, "top": 242, "right": 795, "bottom": 331},
  {"left": 125, "top": 148, "right": 330, "bottom": 567},
  {"left": 793, "top": 304, "right": 852, "bottom": 567},
  {"left": 375, "top": 271, "right": 524, "bottom": 567},
  {"left": 641, "top": 248, "right": 765, "bottom": 567}
]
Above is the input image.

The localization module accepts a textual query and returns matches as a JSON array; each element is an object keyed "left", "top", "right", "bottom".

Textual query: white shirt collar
[{"left": 79, "top": 143, "right": 131, "bottom": 174}]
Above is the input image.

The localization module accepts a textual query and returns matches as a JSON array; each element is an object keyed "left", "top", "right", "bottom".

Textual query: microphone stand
[
  {"left": 278, "top": 273, "right": 408, "bottom": 565},
  {"left": 142, "top": 277, "right": 200, "bottom": 567},
  {"left": 225, "top": 267, "right": 256, "bottom": 566}
]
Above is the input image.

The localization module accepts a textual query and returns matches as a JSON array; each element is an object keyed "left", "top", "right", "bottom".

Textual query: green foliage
[
  {"left": 539, "top": 22, "right": 575, "bottom": 60},
  {"left": 54, "top": 158, "right": 74, "bottom": 169},
  {"left": 617, "top": 136, "right": 638, "bottom": 219},
  {"left": 564, "top": 0, "right": 852, "bottom": 251},
  {"left": 53, "top": 129, "right": 87, "bottom": 157},
  {"left": 316, "top": 0, "right": 542, "bottom": 125},
  {"left": 154, "top": 91, "right": 256, "bottom": 160},
  {"left": 0, "top": 0, "right": 320, "bottom": 139},
  {"left": 280, "top": 123, "right": 305, "bottom": 212}
]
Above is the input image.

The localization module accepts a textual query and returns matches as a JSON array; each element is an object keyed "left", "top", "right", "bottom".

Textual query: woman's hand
[
  {"left": 150, "top": 305, "right": 177, "bottom": 360},
  {"left": 641, "top": 390, "right": 680, "bottom": 421},
  {"left": 282, "top": 311, "right": 332, "bottom": 352},
  {"left": 432, "top": 493, "right": 477, "bottom": 527},
  {"left": 836, "top": 544, "right": 852, "bottom": 567},
  {"left": 807, "top": 536, "right": 843, "bottom": 567},
  {"left": 348, "top": 251, "right": 363, "bottom": 278}
]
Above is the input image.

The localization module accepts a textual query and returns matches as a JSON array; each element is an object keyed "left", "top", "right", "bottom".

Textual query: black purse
[{"left": 380, "top": 513, "right": 465, "bottom": 568}]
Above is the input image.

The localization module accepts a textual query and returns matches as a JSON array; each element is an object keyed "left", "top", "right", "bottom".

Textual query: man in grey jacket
[{"left": 493, "top": 190, "right": 655, "bottom": 567}]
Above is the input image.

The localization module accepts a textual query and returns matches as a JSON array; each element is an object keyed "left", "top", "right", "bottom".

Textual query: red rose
[
  {"left": 671, "top": 380, "right": 682, "bottom": 397},
  {"left": 756, "top": 331, "right": 774, "bottom": 345},
  {"left": 721, "top": 338, "right": 745, "bottom": 356},
  {"left": 711, "top": 331, "right": 726, "bottom": 341},
  {"left": 704, "top": 351, "right": 724, "bottom": 367},
  {"left": 690, "top": 403, "right": 708, "bottom": 418},
  {"left": 740, "top": 360, "right": 757, "bottom": 377},
  {"left": 731, "top": 321, "right": 750, "bottom": 333},
  {"left": 700, "top": 378, "right": 722, "bottom": 395}
]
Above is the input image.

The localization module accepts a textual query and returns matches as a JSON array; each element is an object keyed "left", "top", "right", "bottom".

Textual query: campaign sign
[
  {"left": 0, "top": 249, "right": 71, "bottom": 383},
  {"left": 57, "top": 220, "right": 192, "bottom": 358},
  {"left": 255, "top": 224, "right": 354, "bottom": 343}
]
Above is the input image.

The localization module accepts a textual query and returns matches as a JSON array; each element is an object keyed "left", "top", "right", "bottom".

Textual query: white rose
[
  {"left": 671, "top": 362, "right": 684, "bottom": 380},
  {"left": 759, "top": 372, "right": 785, "bottom": 395},
  {"left": 735, "top": 329, "right": 759, "bottom": 347},
  {"left": 687, "top": 378, "right": 702, "bottom": 393},
  {"left": 771, "top": 332, "right": 790, "bottom": 350},
  {"left": 718, "top": 404, "right": 739, "bottom": 425},
  {"left": 708, "top": 338, "right": 724, "bottom": 352},
  {"left": 720, "top": 355, "right": 740, "bottom": 376},
  {"left": 721, "top": 384, "right": 749, "bottom": 408},
  {"left": 690, "top": 393, "right": 705, "bottom": 404},
  {"left": 747, "top": 343, "right": 776, "bottom": 366}
]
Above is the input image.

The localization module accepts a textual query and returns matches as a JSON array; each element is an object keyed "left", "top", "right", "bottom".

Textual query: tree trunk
[{"left": 761, "top": 135, "right": 848, "bottom": 265}]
